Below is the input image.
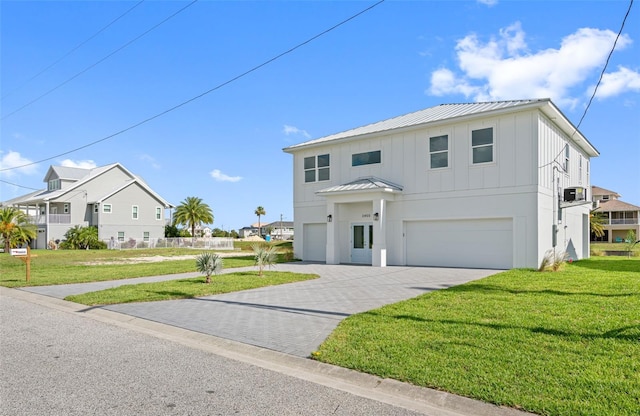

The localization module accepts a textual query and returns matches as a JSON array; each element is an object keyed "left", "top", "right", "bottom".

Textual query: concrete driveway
[{"left": 24, "top": 263, "right": 498, "bottom": 357}]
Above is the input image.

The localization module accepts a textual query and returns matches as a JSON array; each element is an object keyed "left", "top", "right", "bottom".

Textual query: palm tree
[
  {"left": 254, "top": 206, "right": 266, "bottom": 238},
  {"left": 251, "top": 243, "right": 278, "bottom": 276},
  {"left": 173, "top": 197, "right": 214, "bottom": 239},
  {"left": 0, "top": 207, "right": 37, "bottom": 253},
  {"left": 195, "top": 252, "right": 223, "bottom": 284},
  {"left": 590, "top": 209, "right": 605, "bottom": 239}
]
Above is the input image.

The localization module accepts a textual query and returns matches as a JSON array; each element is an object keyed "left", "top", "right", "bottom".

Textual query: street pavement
[{"left": 5, "top": 263, "right": 535, "bottom": 415}]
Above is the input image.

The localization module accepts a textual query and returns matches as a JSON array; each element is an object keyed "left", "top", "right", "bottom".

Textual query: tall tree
[
  {"left": 173, "top": 197, "right": 214, "bottom": 239},
  {"left": 0, "top": 207, "right": 37, "bottom": 253},
  {"left": 254, "top": 206, "right": 266, "bottom": 238}
]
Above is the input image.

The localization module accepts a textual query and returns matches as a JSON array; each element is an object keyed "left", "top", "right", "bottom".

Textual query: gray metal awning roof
[{"left": 316, "top": 177, "right": 403, "bottom": 195}]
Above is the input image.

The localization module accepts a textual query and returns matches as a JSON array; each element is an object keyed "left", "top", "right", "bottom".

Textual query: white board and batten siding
[
  {"left": 302, "top": 223, "right": 327, "bottom": 262},
  {"left": 405, "top": 218, "right": 513, "bottom": 269}
]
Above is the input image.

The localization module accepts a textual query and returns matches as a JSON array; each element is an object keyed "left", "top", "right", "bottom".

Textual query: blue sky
[{"left": 1, "top": 0, "right": 639, "bottom": 232}]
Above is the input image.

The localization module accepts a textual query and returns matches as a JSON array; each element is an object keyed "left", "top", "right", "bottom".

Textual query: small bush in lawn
[
  {"left": 252, "top": 243, "right": 278, "bottom": 276},
  {"left": 195, "top": 252, "right": 223, "bottom": 284},
  {"left": 538, "top": 249, "right": 567, "bottom": 272}
]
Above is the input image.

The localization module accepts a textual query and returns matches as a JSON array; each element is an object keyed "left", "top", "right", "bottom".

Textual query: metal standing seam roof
[
  {"left": 284, "top": 99, "right": 547, "bottom": 151},
  {"left": 316, "top": 177, "right": 403, "bottom": 195}
]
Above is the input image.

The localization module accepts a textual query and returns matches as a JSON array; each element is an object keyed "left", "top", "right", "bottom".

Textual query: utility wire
[
  {"left": 1, "top": 0, "right": 145, "bottom": 101},
  {"left": 0, "top": 0, "right": 386, "bottom": 173},
  {"left": 576, "top": 0, "right": 633, "bottom": 129},
  {"left": 1, "top": 0, "right": 198, "bottom": 121},
  {"left": 0, "top": 178, "right": 41, "bottom": 191}
]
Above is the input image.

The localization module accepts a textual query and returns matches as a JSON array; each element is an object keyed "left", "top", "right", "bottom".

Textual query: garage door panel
[
  {"left": 406, "top": 219, "right": 512, "bottom": 269},
  {"left": 303, "top": 224, "right": 326, "bottom": 262}
]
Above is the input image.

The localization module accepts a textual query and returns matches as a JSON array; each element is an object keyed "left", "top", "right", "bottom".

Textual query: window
[
  {"left": 143, "top": 232, "right": 150, "bottom": 242},
  {"left": 117, "top": 231, "right": 125, "bottom": 242},
  {"left": 63, "top": 203, "right": 69, "bottom": 214},
  {"left": 132, "top": 205, "right": 138, "bottom": 220},
  {"left": 304, "top": 154, "right": 330, "bottom": 183},
  {"left": 471, "top": 128, "right": 493, "bottom": 164},
  {"left": 563, "top": 145, "right": 570, "bottom": 172},
  {"left": 352, "top": 150, "right": 381, "bottom": 166},
  {"left": 103, "top": 204, "right": 112, "bottom": 214},
  {"left": 156, "top": 207, "right": 162, "bottom": 220},
  {"left": 48, "top": 179, "right": 60, "bottom": 191},
  {"left": 578, "top": 155, "right": 583, "bottom": 184},
  {"left": 429, "top": 135, "right": 448, "bottom": 168}
]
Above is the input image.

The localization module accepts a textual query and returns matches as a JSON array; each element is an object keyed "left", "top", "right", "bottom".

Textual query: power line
[
  {"left": 576, "top": 0, "right": 633, "bottom": 129},
  {"left": 0, "top": 178, "right": 41, "bottom": 191},
  {"left": 1, "top": 0, "right": 146, "bottom": 101},
  {"left": 0, "top": 0, "right": 386, "bottom": 173},
  {"left": 1, "top": 0, "right": 198, "bottom": 121}
]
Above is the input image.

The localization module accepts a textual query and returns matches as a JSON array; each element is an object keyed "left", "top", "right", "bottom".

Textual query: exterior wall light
[
  {"left": 374, "top": 213, "right": 379, "bottom": 221},
  {"left": 327, "top": 214, "right": 332, "bottom": 222}
]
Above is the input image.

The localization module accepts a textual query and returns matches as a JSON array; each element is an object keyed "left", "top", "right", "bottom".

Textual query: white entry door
[{"left": 351, "top": 223, "right": 373, "bottom": 264}]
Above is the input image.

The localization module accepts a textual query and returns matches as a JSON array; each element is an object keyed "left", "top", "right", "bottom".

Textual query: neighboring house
[
  {"left": 239, "top": 226, "right": 259, "bottom": 238},
  {"left": 266, "top": 221, "right": 294, "bottom": 240},
  {"left": 591, "top": 186, "right": 640, "bottom": 243},
  {"left": 3, "top": 163, "right": 174, "bottom": 249},
  {"left": 283, "top": 99, "right": 598, "bottom": 269}
]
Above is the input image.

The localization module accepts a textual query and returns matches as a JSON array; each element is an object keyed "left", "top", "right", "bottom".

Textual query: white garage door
[
  {"left": 405, "top": 219, "right": 512, "bottom": 269},
  {"left": 303, "top": 223, "right": 327, "bottom": 262}
]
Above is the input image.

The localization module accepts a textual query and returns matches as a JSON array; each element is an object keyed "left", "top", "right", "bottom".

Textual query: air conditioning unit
[{"left": 564, "top": 187, "right": 585, "bottom": 202}]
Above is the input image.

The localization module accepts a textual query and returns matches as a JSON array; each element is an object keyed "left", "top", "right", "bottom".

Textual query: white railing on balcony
[
  {"left": 27, "top": 214, "right": 72, "bottom": 225},
  {"left": 609, "top": 218, "right": 639, "bottom": 225}
]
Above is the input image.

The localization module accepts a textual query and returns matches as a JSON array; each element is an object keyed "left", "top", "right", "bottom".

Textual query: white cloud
[
  {"left": 593, "top": 66, "right": 640, "bottom": 99},
  {"left": 477, "top": 0, "right": 498, "bottom": 7},
  {"left": 60, "top": 159, "right": 97, "bottom": 169},
  {"left": 0, "top": 151, "right": 38, "bottom": 178},
  {"left": 140, "top": 154, "right": 161, "bottom": 169},
  {"left": 427, "top": 23, "right": 634, "bottom": 108},
  {"left": 283, "top": 124, "right": 311, "bottom": 139},
  {"left": 210, "top": 169, "right": 242, "bottom": 183}
]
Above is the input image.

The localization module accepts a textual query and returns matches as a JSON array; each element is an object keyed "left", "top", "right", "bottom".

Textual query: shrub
[
  {"left": 538, "top": 249, "right": 568, "bottom": 272},
  {"left": 195, "top": 252, "right": 223, "bottom": 284},
  {"left": 252, "top": 243, "right": 278, "bottom": 276}
]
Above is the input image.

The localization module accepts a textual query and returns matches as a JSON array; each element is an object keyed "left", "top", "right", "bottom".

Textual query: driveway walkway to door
[{"left": 24, "top": 263, "right": 498, "bottom": 357}]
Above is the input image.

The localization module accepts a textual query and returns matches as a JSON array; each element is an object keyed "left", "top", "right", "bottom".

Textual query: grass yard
[
  {"left": 0, "top": 248, "right": 256, "bottom": 288},
  {"left": 313, "top": 257, "right": 640, "bottom": 416},
  {"left": 65, "top": 271, "right": 317, "bottom": 305}
]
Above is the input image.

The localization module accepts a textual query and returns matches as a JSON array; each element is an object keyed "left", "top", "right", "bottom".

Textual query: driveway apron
[{"left": 24, "top": 263, "right": 498, "bottom": 357}]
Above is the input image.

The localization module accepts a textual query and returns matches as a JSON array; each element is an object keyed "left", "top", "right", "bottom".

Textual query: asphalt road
[{"left": 0, "top": 294, "right": 426, "bottom": 416}]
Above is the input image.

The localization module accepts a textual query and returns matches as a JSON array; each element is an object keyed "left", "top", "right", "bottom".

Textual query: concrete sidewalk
[{"left": 23, "top": 263, "right": 497, "bottom": 357}]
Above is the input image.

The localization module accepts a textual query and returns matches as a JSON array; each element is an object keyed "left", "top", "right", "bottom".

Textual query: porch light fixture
[
  {"left": 327, "top": 214, "right": 332, "bottom": 222},
  {"left": 374, "top": 212, "right": 379, "bottom": 221}
]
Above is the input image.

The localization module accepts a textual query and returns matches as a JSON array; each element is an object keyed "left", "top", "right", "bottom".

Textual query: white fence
[{"left": 104, "top": 237, "right": 235, "bottom": 250}]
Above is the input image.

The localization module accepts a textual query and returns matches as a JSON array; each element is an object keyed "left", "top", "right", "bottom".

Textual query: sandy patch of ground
[{"left": 82, "top": 251, "right": 250, "bottom": 266}]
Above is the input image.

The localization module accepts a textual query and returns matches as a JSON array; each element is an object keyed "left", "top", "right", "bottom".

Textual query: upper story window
[
  {"left": 156, "top": 207, "right": 162, "bottom": 220},
  {"left": 563, "top": 144, "right": 570, "bottom": 172},
  {"left": 103, "top": 204, "right": 112, "bottom": 214},
  {"left": 429, "top": 135, "right": 448, "bottom": 169},
  {"left": 48, "top": 179, "right": 61, "bottom": 191},
  {"left": 352, "top": 150, "right": 381, "bottom": 166},
  {"left": 471, "top": 127, "right": 494, "bottom": 164},
  {"left": 132, "top": 205, "right": 139, "bottom": 220},
  {"left": 578, "top": 155, "right": 583, "bottom": 184},
  {"left": 304, "top": 154, "right": 330, "bottom": 183}
]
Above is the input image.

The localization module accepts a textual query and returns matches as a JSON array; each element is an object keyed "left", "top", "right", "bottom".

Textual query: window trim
[
  {"left": 103, "top": 204, "right": 112, "bottom": 214},
  {"left": 117, "top": 231, "right": 125, "bottom": 242},
  {"left": 155, "top": 207, "right": 162, "bottom": 221},
  {"left": 143, "top": 231, "right": 150, "bottom": 242},
  {"left": 470, "top": 126, "right": 495, "bottom": 165},
  {"left": 429, "top": 134, "right": 449, "bottom": 169},
  {"left": 132, "top": 205, "right": 139, "bottom": 220},
  {"left": 564, "top": 145, "right": 570, "bottom": 173}
]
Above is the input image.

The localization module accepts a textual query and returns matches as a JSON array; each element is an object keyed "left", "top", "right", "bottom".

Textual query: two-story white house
[
  {"left": 283, "top": 99, "right": 599, "bottom": 269},
  {"left": 3, "top": 163, "right": 174, "bottom": 249}
]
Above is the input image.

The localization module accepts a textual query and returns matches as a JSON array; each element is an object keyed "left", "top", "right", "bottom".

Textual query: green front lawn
[
  {"left": 0, "top": 248, "right": 255, "bottom": 288},
  {"left": 314, "top": 257, "right": 640, "bottom": 416},
  {"left": 65, "top": 271, "right": 317, "bottom": 305}
]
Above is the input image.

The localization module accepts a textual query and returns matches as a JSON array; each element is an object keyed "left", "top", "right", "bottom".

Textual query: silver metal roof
[
  {"left": 316, "top": 177, "right": 403, "bottom": 195},
  {"left": 283, "top": 98, "right": 595, "bottom": 151}
]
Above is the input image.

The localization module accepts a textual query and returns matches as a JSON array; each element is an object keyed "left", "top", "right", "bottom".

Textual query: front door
[{"left": 351, "top": 223, "right": 373, "bottom": 264}]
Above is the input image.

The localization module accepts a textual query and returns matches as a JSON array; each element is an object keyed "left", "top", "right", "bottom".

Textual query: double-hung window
[
  {"left": 156, "top": 207, "right": 162, "bottom": 220},
  {"left": 564, "top": 145, "right": 570, "bottom": 172},
  {"left": 304, "top": 154, "right": 330, "bottom": 183},
  {"left": 132, "top": 205, "right": 139, "bottom": 220},
  {"left": 471, "top": 127, "right": 494, "bottom": 164},
  {"left": 429, "top": 135, "right": 448, "bottom": 169}
]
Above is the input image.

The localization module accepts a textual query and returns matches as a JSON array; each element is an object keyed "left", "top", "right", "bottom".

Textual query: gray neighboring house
[{"left": 3, "top": 163, "right": 174, "bottom": 249}]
